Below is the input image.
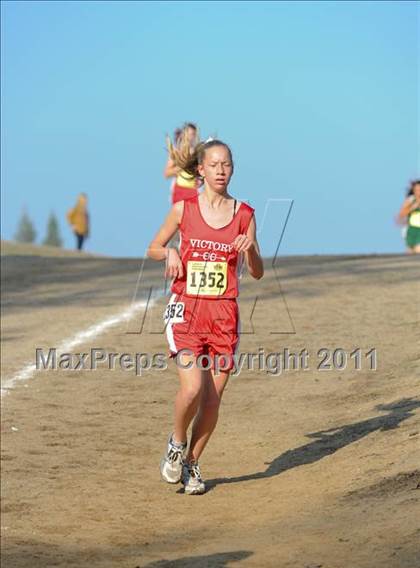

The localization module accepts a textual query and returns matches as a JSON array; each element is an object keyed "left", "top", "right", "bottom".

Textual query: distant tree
[
  {"left": 43, "top": 212, "right": 62, "bottom": 247},
  {"left": 14, "top": 210, "right": 36, "bottom": 243}
]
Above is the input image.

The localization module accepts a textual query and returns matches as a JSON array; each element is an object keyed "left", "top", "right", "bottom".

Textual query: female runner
[
  {"left": 397, "top": 180, "right": 420, "bottom": 254},
  {"left": 148, "top": 139, "right": 264, "bottom": 494},
  {"left": 164, "top": 122, "right": 201, "bottom": 204}
]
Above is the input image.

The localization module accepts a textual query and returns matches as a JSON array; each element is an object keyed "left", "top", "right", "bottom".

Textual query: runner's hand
[
  {"left": 232, "top": 234, "right": 255, "bottom": 253},
  {"left": 165, "top": 248, "right": 184, "bottom": 279}
]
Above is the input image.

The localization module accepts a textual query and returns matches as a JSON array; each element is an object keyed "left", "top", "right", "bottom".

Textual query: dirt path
[
  {"left": 1, "top": 253, "right": 419, "bottom": 567},
  {"left": 1, "top": 253, "right": 163, "bottom": 381}
]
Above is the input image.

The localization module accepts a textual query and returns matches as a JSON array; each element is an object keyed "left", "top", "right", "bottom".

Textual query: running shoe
[
  {"left": 182, "top": 461, "right": 206, "bottom": 495},
  {"left": 160, "top": 433, "right": 187, "bottom": 484}
]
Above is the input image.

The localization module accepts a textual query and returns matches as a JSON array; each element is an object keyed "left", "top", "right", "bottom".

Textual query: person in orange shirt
[
  {"left": 164, "top": 123, "right": 201, "bottom": 204},
  {"left": 67, "top": 193, "right": 89, "bottom": 251}
]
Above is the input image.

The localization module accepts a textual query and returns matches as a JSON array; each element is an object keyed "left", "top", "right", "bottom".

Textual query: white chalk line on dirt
[{"left": 1, "top": 287, "right": 167, "bottom": 399}]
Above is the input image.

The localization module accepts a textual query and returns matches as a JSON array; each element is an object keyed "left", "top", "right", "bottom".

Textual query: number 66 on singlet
[{"left": 186, "top": 261, "right": 228, "bottom": 296}]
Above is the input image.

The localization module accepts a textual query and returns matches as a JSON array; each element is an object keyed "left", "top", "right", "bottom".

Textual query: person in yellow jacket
[{"left": 67, "top": 193, "right": 89, "bottom": 250}]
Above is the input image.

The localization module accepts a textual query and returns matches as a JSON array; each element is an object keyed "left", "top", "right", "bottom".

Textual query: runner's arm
[
  {"left": 245, "top": 216, "right": 264, "bottom": 279},
  {"left": 232, "top": 216, "right": 264, "bottom": 279},
  {"left": 147, "top": 201, "right": 183, "bottom": 261},
  {"left": 398, "top": 197, "right": 417, "bottom": 220},
  {"left": 164, "top": 158, "right": 180, "bottom": 179}
]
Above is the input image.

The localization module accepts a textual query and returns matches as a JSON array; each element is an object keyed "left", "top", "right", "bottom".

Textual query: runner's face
[
  {"left": 413, "top": 184, "right": 420, "bottom": 200},
  {"left": 198, "top": 146, "right": 233, "bottom": 192},
  {"left": 186, "top": 127, "right": 197, "bottom": 145}
]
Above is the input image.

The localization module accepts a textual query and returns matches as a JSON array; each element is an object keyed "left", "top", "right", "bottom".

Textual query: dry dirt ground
[{"left": 1, "top": 244, "right": 419, "bottom": 568}]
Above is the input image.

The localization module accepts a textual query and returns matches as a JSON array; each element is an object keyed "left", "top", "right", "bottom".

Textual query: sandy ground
[
  {"left": 0, "top": 240, "right": 104, "bottom": 258},
  {"left": 1, "top": 247, "right": 419, "bottom": 568}
]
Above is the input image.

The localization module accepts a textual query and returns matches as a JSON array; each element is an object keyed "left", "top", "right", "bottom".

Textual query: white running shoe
[
  {"left": 160, "top": 434, "right": 187, "bottom": 484},
  {"left": 182, "top": 461, "right": 206, "bottom": 495}
]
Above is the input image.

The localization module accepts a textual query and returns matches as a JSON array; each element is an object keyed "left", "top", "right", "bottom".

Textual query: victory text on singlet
[{"left": 171, "top": 196, "right": 255, "bottom": 299}]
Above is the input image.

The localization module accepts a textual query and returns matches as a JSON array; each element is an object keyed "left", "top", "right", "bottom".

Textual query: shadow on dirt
[
  {"left": 1, "top": 545, "right": 252, "bottom": 568},
  {"left": 205, "top": 397, "right": 420, "bottom": 491},
  {"left": 142, "top": 550, "right": 253, "bottom": 567}
]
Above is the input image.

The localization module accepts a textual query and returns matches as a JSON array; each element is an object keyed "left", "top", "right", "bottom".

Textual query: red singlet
[
  {"left": 171, "top": 195, "right": 254, "bottom": 298},
  {"left": 164, "top": 195, "right": 255, "bottom": 371},
  {"left": 171, "top": 182, "right": 199, "bottom": 204}
]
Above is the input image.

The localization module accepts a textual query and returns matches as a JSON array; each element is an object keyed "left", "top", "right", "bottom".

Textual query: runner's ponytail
[{"left": 168, "top": 136, "right": 233, "bottom": 178}]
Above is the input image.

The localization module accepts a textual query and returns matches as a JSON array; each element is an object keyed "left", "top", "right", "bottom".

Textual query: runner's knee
[{"left": 179, "top": 386, "right": 201, "bottom": 407}]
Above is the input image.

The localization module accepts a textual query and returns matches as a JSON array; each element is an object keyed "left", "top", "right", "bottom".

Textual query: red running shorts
[{"left": 164, "top": 293, "right": 240, "bottom": 372}]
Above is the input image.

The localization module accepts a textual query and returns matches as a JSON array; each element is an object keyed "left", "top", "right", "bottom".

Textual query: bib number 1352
[{"left": 186, "top": 261, "right": 227, "bottom": 296}]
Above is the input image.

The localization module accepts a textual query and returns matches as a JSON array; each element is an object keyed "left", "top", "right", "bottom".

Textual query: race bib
[
  {"left": 163, "top": 301, "right": 185, "bottom": 323},
  {"left": 186, "top": 261, "right": 228, "bottom": 296},
  {"left": 409, "top": 211, "right": 420, "bottom": 228}
]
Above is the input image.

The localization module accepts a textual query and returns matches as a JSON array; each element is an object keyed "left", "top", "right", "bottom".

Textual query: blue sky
[{"left": 1, "top": 1, "right": 418, "bottom": 257}]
